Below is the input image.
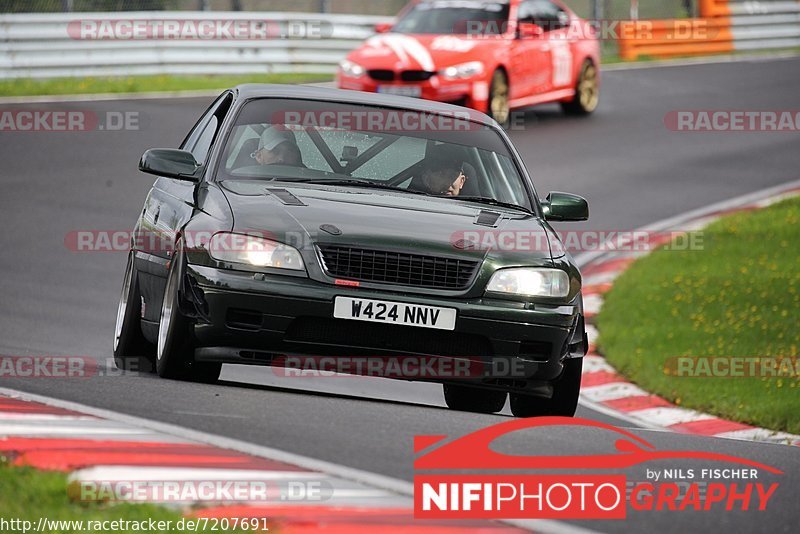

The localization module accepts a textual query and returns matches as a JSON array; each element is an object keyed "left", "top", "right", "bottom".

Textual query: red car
[{"left": 337, "top": 0, "right": 600, "bottom": 125}]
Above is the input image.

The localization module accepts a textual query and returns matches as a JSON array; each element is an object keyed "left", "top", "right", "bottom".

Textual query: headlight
[
  {"left": 486, "top": 268, "right": 569, "bottom": 298},
  {"left": 441, "top": 61, "right": 484, "bottom": 80},
  {"left": 208, "top": 233, "right": 305, "bottom": 271},
  {"left": 339, "top": 59, "right": 365, "bottom": 78}
]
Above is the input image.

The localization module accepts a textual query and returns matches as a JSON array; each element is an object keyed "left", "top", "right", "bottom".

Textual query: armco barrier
[
  {"left": 618, "top": 0, "right": 800, "bottom": 60},
  {"left": 0, "top": 12, "right": 391, "bottom": 78}
]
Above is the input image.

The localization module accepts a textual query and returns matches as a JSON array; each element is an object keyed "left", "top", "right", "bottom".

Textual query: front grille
[
  {"left": 285, "top": 317, "right": 492, "bottom": 358},
  {"left": 400, "top": 70, "right": 436, "bottom": 82},
  {"left": 317, "top": 245, "right": 479, "bottom": 290},
  {"left": 368, "top": 69, "right": 395, "bottom": 81}
]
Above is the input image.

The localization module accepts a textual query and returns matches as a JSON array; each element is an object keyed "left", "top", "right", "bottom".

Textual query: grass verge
[
  {"left": 0, "top": 462, "right": 249, "bottom": 533},
  {"left": 596, "top": 196, "right": 800, "bottom": 434},
  {"left": 0, "top": 73, "right": 332, "bottom": 97}
]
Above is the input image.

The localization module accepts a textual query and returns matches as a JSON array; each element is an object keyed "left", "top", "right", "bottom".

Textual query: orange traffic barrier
[
  {"left": 699, "top": 0, "right": 732, "bottom": 17},
  {"left": 617, "top": 0, "right": 733, "bottom": 60}
]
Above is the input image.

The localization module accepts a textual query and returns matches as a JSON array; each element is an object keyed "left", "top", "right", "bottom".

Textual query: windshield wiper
[
  {"left": 454, "top": 196, "right": 533, "bottom": 215},
  {"left": 282, "top": 178, "right": 435, "bottom": 196}
]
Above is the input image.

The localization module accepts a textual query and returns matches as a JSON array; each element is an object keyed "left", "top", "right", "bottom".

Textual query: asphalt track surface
[{"left": 1, "top": 56, "right": 799, "bottom": 532}]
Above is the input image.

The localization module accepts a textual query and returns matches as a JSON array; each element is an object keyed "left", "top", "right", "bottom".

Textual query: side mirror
[
  {"left": 139, "top": 148, "right": 200, "bottom": 182},
  {"left": 517, "top": 22, "right": 544, "bottom": 39},
  {"left": 374, "top": 22, "right": 393, "bottom": 33},
  {"left": 541, "top": 192, "right": 588, "bottom": 222}
]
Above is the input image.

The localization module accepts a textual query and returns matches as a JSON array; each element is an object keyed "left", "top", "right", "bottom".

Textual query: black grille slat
[
  {"left": 368, "top": 70, "right": 436, "bottom": 83},
  {"left": 318, "top": 245, "right": 478, "bottom": 290},
  {"left": 400, "top": 70, "right": 436, "bottom": 82},
  {"left": 367, "top": 69, "right": 395, "bottom": 81}
]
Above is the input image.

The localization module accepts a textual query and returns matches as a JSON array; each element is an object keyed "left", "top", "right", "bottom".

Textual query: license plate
[
  {"left": 333, "top": 297, "right": 456, "bottom": 331},
  {"left": 377, "top": 85, "right": 422, "bottom": 98}
]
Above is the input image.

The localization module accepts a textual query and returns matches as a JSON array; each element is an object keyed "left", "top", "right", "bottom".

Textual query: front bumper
[
  {"left": 185, "top": 264, "right": 583, "bottom": 391},
  {"left": 337, "top": 73, "right": 489, "bottom": 112}
]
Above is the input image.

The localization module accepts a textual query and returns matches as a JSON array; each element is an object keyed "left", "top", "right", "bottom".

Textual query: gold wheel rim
[
  {"left": 578, "top": 64, "right": 599, "bottom": 112},
  {"left": 490, "top": 73, "right": 509, "bottom": 124}
]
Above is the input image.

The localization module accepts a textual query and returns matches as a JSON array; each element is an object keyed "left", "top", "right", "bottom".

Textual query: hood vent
[
  {"left": 475, "top": 210, "right": 502, "bottom": 227},
  {"left": 266, "top": 188, "right": 306, "bottom": 206}
]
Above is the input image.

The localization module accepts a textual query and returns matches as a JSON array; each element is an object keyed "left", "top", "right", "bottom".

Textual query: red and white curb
[
  {"left": 0, "top": 389, "right": 535, "bottom": 533},
  {"left": 576, "top": 181, "right": 800, "bottom": 447}
]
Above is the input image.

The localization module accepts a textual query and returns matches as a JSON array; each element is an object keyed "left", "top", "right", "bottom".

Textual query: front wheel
[
  {"left": 488, "top": 69, "right": 511, "bottom": 128},
  {"left": 443, "top": 384, "right": 507, "bottom": 414},
  {"left": 156, "top": 246, "right": 220, "bottom": 383},
  {"left": 509, "top": 358, "right": 583, "bottom": 417},
  {"left": 561, "top": 61, "right": 599, "bottom": 116},
  {"left": 113, "top": 252, "right": 155, "bottom": 372}
]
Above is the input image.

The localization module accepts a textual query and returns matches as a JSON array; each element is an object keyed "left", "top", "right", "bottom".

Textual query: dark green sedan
[{"left": 114, "top": 84, "right": 589, "bottom": 417}]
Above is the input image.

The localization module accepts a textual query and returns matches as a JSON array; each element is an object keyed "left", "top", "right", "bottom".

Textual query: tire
[
  {"left": 113, "top": 252, "right": 155, "bottom": 372},
  {"left": 443, "top": 384, "right": 507, "bottom": 414},
  {"left": 509, "top": 358, "right": 583, "bottom": 418},
  {"left": 156, "top": 245, "right": 221, "bottom": 383},
  {"left": 488, "top": 69, "right": 511, "bottom": 128},
  {"left": 561, "top": 60, "right": 599, "bottom": 116}
]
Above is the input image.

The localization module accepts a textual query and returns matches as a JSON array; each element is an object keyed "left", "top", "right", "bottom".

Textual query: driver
[
  {"left": 252, "top": 125, "right": 304, "bottom": 167},
  {"left": 420, "top": 160, "right": 469, "bottom": 196}
]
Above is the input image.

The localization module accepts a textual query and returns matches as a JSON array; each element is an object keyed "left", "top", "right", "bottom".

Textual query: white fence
[
  {"left": 0, "top": 11, "right": 391, "bottom": 78},
  {"left": 729, "top": 0, "right": 800, "bottom": 51}
]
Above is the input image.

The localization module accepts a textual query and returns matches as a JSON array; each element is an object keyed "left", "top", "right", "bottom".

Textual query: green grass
[
  {"left": 597, "top": 196, "right": 800, "bottom": 434},
  {"left": 0, "top": 462, "right": 251, "bottom": 533},
  {"left": 0, "top": 72, "right": 332, "bottom": 97}
]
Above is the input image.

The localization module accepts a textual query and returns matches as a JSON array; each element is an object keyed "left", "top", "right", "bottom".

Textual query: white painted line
[
  {"left": 680, "top": 215, "right": 721, "bottom": 232},
  {"left": 602, "top": 50, "right": 800, "bottom": 72},
  {"left": 715, "top": 428, "right": 800, "bottom": 445},
  {"left": 583, "top": 294, "right": 604, "bottom": 316},
  {"left": 329, "top": 489, "right": 402, "bottom": 499},
  {"left": 0, "top": 413, "right": 96, "bottom": 421},
  {"left": 578, "top": 396, "right": 663, "bottom": 430},
  {"left": 626, "top": 407, "right": 715, "bottom": 427},
  {"left": 69, "top": 466, "right": 325, "bottom": 482},
  {"left": 582, "top": 270, "right": 621, "bottom": 287},
  {"left": 582, "top": 355, "right": 615, "bottom": 374},
  {"left": 580, "top": 382, "right": 649, "bottom": 403},
  {"left": 0, "top": 424, "right": 155, "bottom": 436},
  {"left": 585, "top": 325, "right": 599, "bottom": 347}
]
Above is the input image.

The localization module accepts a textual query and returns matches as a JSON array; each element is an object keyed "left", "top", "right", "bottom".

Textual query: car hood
[
  {"left": 219, "top": 180, "right": 554, "bottom": 264},
  {"left": 347, "top": 33, "right": 502, "bottom": 72}
]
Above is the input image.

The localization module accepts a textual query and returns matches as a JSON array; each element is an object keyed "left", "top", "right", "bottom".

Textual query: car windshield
[
  {"left": 217, "top": 98, "right": 533, "bottom": 211},
  {"left": 393, "top": 0, "right": 509, "bottom": 35}
]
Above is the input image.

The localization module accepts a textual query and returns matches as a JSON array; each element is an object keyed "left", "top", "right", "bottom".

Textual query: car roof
[{"left": 231, "top": 84, "right": 498, "bottom": 128}]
